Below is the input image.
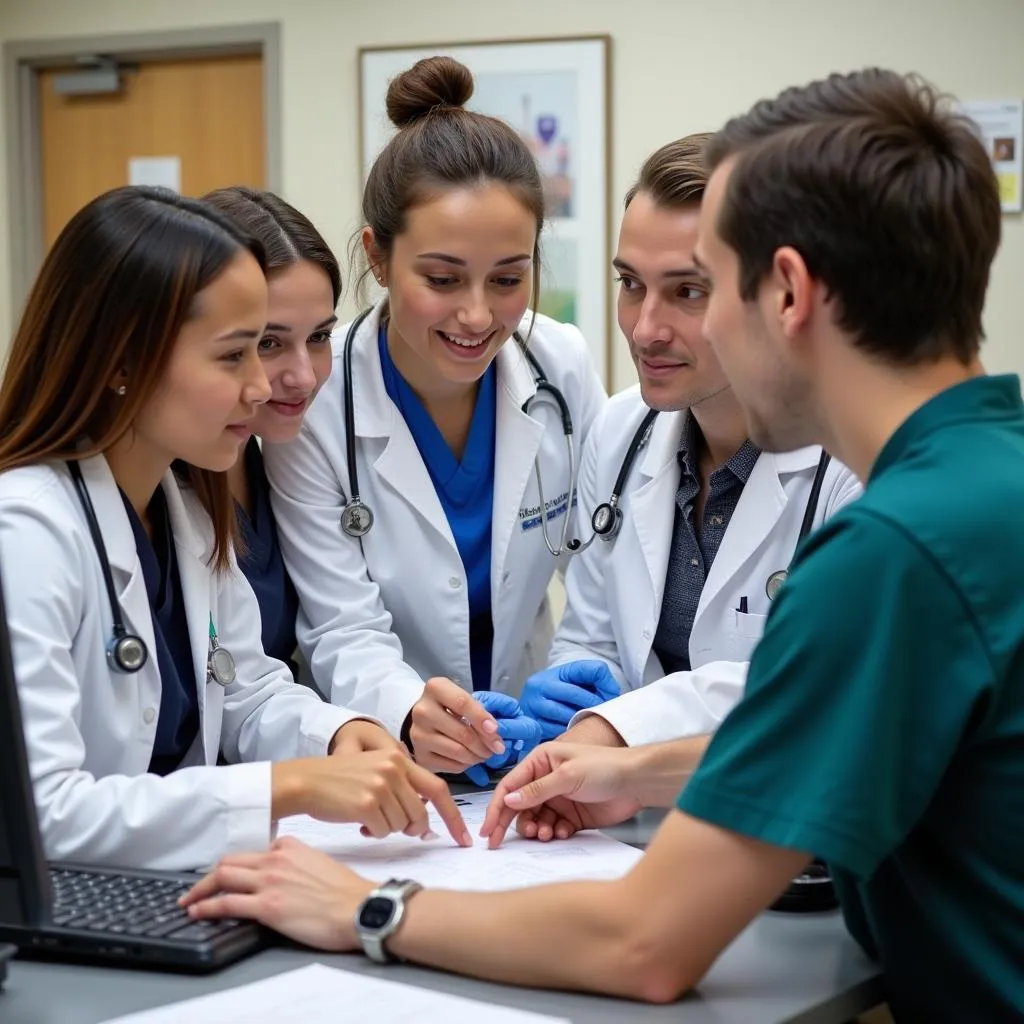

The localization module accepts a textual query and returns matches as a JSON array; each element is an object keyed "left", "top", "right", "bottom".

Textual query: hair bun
[{"left": 386, "top": 56, "right": 474, "bottom": 128}]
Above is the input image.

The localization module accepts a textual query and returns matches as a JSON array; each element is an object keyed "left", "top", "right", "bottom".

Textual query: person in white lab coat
[
  {"left": 184, "top": 70, "right": 1024, "bottom": 1019},
  {"left": 264, "top": 56, "right": 606, "bottom": 782},
  {"left": 0, "top": 185, "right": 469, "bottom": 872},
  {"left": 516, "top": 134, "right": 861, "bottom": 761},
  {"left": 201, "top": 186, "right": 341, "bottom": 676}
]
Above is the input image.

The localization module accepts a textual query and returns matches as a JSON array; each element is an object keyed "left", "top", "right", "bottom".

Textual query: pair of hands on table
[
  {"left": 404, "top": 662, "right": 620, "bottom": 785},
  {"left": 270, "top": 719, "right": 471, "bottom": 846},
  {"left": 181, "top": 728, "right": 643, "bottom": 952}
]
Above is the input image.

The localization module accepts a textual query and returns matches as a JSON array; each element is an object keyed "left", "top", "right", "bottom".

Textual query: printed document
[{"left": 276, "top": 790, "right": 643, "bottom": 890}]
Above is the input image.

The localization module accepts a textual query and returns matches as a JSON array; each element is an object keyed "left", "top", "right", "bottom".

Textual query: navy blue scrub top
[
  {"left": 121, "top": 487, "right": 200, "bottom": 777},
  {"left": 378, "top": 325, "right": 497, "bottom": 690},
  {"left": 236, "top": 438, "right": 299, "bottom": 672}
]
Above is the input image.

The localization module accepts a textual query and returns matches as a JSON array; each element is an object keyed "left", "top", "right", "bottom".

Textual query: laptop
[{"left": 0, "top": 563, "right": 266, "bottom": 973}]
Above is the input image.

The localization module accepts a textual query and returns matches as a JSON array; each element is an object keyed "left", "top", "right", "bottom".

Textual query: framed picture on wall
[{"left": 359, "top": 36, "right": 612, "bottom": 384}]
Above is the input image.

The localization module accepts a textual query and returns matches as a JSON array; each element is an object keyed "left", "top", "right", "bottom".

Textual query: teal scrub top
[
  {"left": 679, "top": 375, "right": 1024, "bottom": 1022},
  {"left": 378, "top": 326, "right": 497, "bottom": 690}
]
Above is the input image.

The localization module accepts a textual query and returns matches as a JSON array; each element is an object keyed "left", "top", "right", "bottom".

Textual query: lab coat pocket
[{"left": 730, "top": 608, "right": 769, "bottom": 661}]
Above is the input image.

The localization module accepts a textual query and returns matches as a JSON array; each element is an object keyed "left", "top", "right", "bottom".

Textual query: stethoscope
[
  {"left": 339, "top": 310, "right": 585, "bottom": 558},
  {"left": 587, "top": 417, "right": 832, "bottom": 596},
  {"left": 337, "top": 310, "right": 832, "bottom": 576},
  {"left": 581, "top": 407, "right": 659, "bottom": 546},
  {"left": 764, "top": 448, "right": 831, "bottom": 599},
  {"left": 68, "top": 461, "right": 237, "bottom": 686}
]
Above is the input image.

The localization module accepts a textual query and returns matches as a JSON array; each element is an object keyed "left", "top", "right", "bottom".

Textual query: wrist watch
[{"left": 354, "top": 878, "right": 423, "bottom": 963}]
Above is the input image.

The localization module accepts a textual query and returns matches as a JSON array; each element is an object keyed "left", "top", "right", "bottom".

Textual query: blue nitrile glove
[
  {"left": 519, "top": 660, "right": 622, "bottom": 741},
  {"left": 463, "top": 691, "right": 542, "bottom": 788}
]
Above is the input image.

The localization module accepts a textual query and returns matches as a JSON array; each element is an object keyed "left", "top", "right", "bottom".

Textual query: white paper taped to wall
[
  {"left": 277, "top": 790, "right": 643, "bottom": 891},
  {"left": 127, "top": 156, "right": 181, "bottom": 192}
]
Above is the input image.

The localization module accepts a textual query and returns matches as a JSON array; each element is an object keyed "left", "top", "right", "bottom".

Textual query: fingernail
[
  {"left": 505, "top": 790, "right": 523, "bottom": 805},
  {"left": 462, "top": 830, "right": 474, "bottom": 847},
  {"left": 482, "top": 719, "right": 498, "bottom": 734},
  {"left": 492, "top": 740, "right": 506, "bottom": 754},
  {"left": 420, "top": 830, "right": 439, "bottom": 841}
]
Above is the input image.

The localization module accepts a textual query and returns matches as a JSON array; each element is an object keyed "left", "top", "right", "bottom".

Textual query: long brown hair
[{"left": 0, "top": 185, "right": 266, "bottom": 569}]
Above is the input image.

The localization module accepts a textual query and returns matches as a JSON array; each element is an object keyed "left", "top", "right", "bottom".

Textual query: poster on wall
[
  {"left": 959, "top": 100, "right": 1023, "bottom": 214},
  {"left": 359, "top": 37, "right": 611, "bottom": 384}
]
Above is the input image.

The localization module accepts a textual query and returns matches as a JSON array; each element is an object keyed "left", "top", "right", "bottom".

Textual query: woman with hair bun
[{"left": 264, "top": 56, "right": 607, "bottom": 785}]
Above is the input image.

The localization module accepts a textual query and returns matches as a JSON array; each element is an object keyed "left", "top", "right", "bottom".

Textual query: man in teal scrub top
[{"left": 184, "top": 68, "right": 1023, "bottom": 1021}]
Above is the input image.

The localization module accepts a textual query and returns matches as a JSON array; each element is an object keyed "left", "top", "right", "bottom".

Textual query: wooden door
[{"left": 38, "top": 53, "right": 264, "bottom": 248}]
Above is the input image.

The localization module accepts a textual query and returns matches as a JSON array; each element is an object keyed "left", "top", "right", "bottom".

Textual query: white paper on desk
[
  {"left": 98, "top": 962, "right": 570, "bottom": 1024},
  {"left": 277, "top": 790, "right": 643, "bottom": 890}
]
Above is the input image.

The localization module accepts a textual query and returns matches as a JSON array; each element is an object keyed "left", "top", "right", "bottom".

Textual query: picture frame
[{"left": 359, "top": 36, "right": 612, "bottom": 384}]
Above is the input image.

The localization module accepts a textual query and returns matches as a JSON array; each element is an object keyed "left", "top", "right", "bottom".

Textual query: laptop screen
[{"left": 0, "top": 562, "right": 52, "bottom": 927}]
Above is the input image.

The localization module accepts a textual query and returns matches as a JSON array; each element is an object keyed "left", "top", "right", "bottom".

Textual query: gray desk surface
[{"left": 1, "top": 810, "right": 885, "bottom": 1024}]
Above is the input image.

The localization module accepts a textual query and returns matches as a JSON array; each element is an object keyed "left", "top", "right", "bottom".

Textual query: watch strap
[{"left": 357, "top": 878, "right": 423, "bottom": 963}]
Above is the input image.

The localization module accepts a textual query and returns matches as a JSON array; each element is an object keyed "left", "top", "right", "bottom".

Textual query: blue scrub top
[
  {"left": 121, "top": 487, "right": 200, "bottom": 776},
  {"left": 236, "top": 438, "right": 299, "bottom": 672},
  {"left": 378, "top": 325, "right": 496, "bottom": 689}
]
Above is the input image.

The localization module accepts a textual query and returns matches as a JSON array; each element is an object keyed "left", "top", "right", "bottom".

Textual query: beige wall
[{"left": 1, "top": 0, "right": 1022, "bottom": 390}]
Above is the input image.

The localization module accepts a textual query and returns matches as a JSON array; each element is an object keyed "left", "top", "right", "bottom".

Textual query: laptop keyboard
[{"left": 48, "top": 867, "right": 245, "bottom": 944}]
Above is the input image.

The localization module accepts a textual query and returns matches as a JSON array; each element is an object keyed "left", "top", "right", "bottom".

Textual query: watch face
[{"left": 358, "top": 895, "right": 396, "bottom": 931}]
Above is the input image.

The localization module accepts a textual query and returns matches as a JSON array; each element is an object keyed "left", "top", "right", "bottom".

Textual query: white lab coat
[
  {"left": 264, "top": 301, "right": 607, "bottom": 738},
  {"left": 0, "top": 455, "right": 364, "bottom": 871},
  {"left": 551, "top": 385, "right": 862, "bottom": 745}
]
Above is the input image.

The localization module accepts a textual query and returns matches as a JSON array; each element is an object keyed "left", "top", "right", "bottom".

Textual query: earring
[{"left": 116, "top": 385, "right": 127, "bottom": 396}]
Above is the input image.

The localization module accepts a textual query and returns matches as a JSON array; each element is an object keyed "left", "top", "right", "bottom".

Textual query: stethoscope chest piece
[
  {"left": 341, "top": 500, "right": 374, "bottom": 538},
  {"left": 591, "top": 501, "right": 622, "bottom": 541},
  {"left": 207, "top": 642, "right": 236, "bottom": 687},
  {"left": 207, "top": 615, "right": 236, "bottom": 687},
  {"left": 107, "top": 632, "right": 148, "bottom": 674},
  {"left": 765, "top": 570, "right": 788, "bottom": 601}
]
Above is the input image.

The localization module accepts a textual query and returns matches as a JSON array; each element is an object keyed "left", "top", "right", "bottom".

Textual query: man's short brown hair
[{"left": 707, "top": 69, "right": 1002, "bottom": 366}]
